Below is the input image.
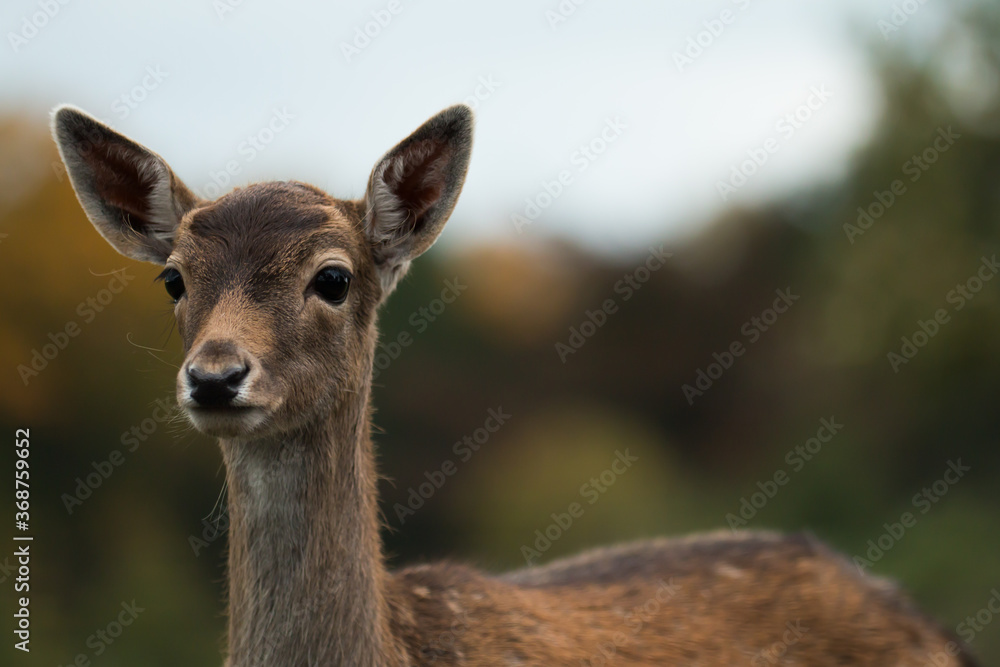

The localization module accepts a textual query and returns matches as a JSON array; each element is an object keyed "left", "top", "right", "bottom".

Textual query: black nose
[{"left": 187, "top": 364, "right": 250, "bottom": 407}]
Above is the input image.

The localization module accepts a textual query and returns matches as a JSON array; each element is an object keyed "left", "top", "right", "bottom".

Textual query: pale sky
[{"left": 0, "top": 0, "right": 957, "bottom": 254}]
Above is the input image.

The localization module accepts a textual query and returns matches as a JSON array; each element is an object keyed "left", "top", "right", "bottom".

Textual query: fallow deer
[{"left": 52, "top": 104, "right": 978, "bottom": 666}]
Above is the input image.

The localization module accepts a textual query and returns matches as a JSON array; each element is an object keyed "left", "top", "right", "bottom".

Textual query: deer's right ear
[{"left": 51, "top": 105, "right": 200, "bottom": 264}]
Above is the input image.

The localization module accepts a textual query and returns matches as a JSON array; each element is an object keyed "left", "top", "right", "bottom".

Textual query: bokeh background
[{"left": 2, "top": 0, "right": 1000, "bottom": 665}]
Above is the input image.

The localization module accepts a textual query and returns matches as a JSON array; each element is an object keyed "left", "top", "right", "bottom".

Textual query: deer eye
[
  {"left": 313, "top": 266, "right": 352, "bottom": 305},
  {"left": 158, "top": 268, "right": 186, "bottom": 303}
]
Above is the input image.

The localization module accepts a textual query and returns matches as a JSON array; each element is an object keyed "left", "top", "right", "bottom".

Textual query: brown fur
[
  {"left": 390, "top": 533, "right": 976, "bottom": 665},
  {"left": 51, "top": 105, "right": 978, "bottom": 667}
]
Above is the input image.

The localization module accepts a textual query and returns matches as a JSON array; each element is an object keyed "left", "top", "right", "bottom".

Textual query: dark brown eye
[
  {"left": 159, "top": 268, "right": 186, "bottom": 303},
  {"left": 314, "top": 266, "right": 351, "bottom": 305}
]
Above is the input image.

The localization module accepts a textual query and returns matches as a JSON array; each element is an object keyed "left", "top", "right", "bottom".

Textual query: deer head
[{"left": 52, "top": 105, "right": 473, "bottom": 440}]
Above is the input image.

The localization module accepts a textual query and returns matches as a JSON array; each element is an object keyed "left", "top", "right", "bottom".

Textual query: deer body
[{"left": 52, "top": 105, "right": 976, "bottom": 666}]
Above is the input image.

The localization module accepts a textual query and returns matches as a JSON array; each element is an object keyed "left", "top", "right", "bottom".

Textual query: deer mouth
[{"left": 186, "top": 405, "right": 269, "bottom": 438}]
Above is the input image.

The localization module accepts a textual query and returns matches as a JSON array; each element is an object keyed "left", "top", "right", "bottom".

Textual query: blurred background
[{"left": 2, "top": 0, "right": 1000, "bottom": 664}]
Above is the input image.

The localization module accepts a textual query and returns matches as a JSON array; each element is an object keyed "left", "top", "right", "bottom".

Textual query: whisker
[
  {"left": 206, "top": 476, "right": 229, "bottom": 527},
  {"left": 126, "top": 333, "right": 182, "bottom": 370},
  {"left": 126, "top": 332, "right": 164, "bottom": 352},
  {"left": 88, "top": 266, "right": 128, "bottom": 278}
]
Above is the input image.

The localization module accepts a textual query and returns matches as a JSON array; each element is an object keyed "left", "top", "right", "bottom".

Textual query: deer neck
[{"left": 219, "top": 391, "right": 401, "bottom": 667}]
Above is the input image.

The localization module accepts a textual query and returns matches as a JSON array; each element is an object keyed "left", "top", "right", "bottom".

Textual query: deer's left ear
[
  {"left": 51, "top": 105, "right": 201, "bottom": 265},
  {"left": 364, "top": 105, "right": 474, "bottom": 295}
]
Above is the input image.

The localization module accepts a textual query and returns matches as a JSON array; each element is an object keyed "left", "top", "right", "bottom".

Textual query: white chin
[{"left": 187, "top": 407, "right": 268, "bottom": 438}]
